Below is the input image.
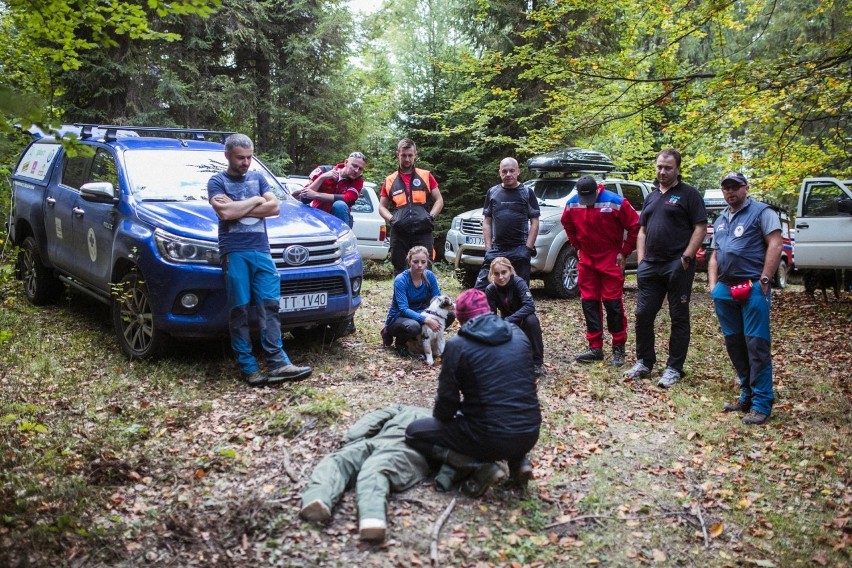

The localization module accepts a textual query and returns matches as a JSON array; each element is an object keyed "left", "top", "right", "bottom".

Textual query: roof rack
[{"left": 74, "top": 124, "right": 236, "bottom": 143}]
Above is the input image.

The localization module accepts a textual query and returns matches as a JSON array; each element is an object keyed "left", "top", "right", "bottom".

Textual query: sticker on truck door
[
  {"left": 87, "top": 228, "right": 97, "bottom": 262},
  {"left": 16, "top": 143, "right": 60, "bottom": 182}
]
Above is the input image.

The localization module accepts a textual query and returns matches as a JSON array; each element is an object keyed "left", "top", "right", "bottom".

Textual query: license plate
[
  {"left": 464, "top": 236, "right": 484, "bottom": 245},
  {"left": 280, "top": 292, "right": 327, "bottom": 312}
]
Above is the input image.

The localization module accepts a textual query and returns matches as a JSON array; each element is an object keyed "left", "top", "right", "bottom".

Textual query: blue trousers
[
  {"left": 222, "top": 251, "right": 291, "bottom": 375},
  {"left": 330, "top": 201, "right": 353, "bottom": 228},
  {"left": 712, "top": 282, "right": 774, "bottom": 415}
]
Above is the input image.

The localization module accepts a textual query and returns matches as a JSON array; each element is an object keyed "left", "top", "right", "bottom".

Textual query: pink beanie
[{"left": 455, "top": 289, "right": 491, "bottom": 323}]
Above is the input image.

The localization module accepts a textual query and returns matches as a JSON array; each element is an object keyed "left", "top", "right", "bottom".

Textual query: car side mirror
[
  {"left": 838, "top": 198, "right": 852, "bottom": 215},
  {"left": 80, "top": 182, "right": 118, "bottom": 203}
]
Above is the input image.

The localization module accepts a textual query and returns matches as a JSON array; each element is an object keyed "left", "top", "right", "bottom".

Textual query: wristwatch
[
  {"left": 681, "top": 255, "right": 694, "bottom": 266},
  {"left": 760, "top": 275, "right": 770, "bottom": 285}
]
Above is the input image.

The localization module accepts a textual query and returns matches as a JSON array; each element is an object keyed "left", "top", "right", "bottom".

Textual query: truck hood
[{"left": 135, "top": 199, "right": 348, "bottom": 242}]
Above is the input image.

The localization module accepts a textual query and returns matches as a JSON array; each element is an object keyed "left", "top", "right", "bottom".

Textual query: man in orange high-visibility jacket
[{"left": 379, "top": 138, "right": 444, "bottom": 275}]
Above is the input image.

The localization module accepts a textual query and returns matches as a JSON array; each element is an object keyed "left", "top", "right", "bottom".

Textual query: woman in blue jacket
[{"left": 381, "top": 246, "right": 444, "bottom": 358}]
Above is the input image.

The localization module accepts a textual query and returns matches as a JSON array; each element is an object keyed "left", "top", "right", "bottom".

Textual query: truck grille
[
  {"left": 460, "top": 219, "right": 483, "bottom": 236},
  {"left": 281, "top": 277, "right": 347, "bottom": 296},
  {"left": 270, "top": 236, "right": 340, "bottom": 269}
]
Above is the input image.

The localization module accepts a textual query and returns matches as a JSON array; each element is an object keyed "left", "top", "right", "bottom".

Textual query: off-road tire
[
  {"left": 543, "top": 245, "right": 579, "bottom": 298},
  {"left": 111, "top": 271, "right": 165, "bottom": 360},
  {"left": 18, "top": 236, "right": 62, "bottom": 305}
]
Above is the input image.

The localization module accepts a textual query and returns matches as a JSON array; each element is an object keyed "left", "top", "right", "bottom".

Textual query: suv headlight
[
  {"left": 337, "top": 230, "right": 358, "bottom": 257},
  {"left": 155, "top": 228, "right": 220, "bottom": 264},
  {"left": 538, "top": 221, "right": 558, "bottom": 236},
  {"left": 451, "top": 217, "right": 461, "bottom": 230}
]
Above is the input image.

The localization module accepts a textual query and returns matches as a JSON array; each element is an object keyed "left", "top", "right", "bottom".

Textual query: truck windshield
[{"left": 123, "top": 150, "right": 286, "bottom": 201}]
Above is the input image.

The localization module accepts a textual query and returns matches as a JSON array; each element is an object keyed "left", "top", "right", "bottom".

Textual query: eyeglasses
[{"left": 721, "top": 184, "right": 746, "bottom": 192}]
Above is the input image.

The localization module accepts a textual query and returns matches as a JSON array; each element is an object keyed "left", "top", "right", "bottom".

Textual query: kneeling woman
[
  {"left": 484, "top": 257, "right": 545, "bottom": 377},
  {"left": 382, "top": 246, "right": 445, "bottom": 358}
]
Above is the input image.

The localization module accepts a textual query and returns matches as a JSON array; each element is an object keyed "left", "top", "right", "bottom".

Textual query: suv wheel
[
  {"left": 774, "top": 259, "right": 788, "bottom": 289},
  {"left": 543, "top": 245, "right": 579, "bottom": 298},
  {"left": 18, "top": 236, "right": 62, "bottom": 305},
  {"left": 111, "top": 271, "right": 164, "bottom": 360}
]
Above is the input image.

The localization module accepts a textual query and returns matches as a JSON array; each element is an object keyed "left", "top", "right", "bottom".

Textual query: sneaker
[
  {"left": 723, "top": 399, "right": 751, "bottom": 413},
  {"left": 657, "top": 366, "right": 681, "bottom": 388},
  {"left": 508, "top": 456, "right": 534, "bottom": 488},
  {"left": 267, "top": 364, "right": 313, "bottom": 382},
  {"left": 575, "top": 347, "right": 604, "bottom": 363},
  {"left": 533, "top": 364, "right": 544, "bottom": 378},
  {"left": 299, "top": 499, "right": 331, "bottom": 523},
  {"left": 742, "top": 411, "right": 769, "bottom": 425},
  {"left": 461, "top": 463, "right": 507, "bottom": 498},
  {"left": 359, "top": 518, "right": 387, "bottom": 541},
  {"left": 243, "top": 370, "right": 268, "bottom": 387},
  {"left": 623, "top": 361, "right": 651, "bottom": 380},
  {"left": 380, "top": 327, "right": 393, "bottom": 347},
  {"left": 611, "top": 345, "right": 626, "bottom": 367}
]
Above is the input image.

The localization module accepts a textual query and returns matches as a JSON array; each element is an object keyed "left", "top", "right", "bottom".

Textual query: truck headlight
[
  {"left": 451, "top": 217, "right": 461, "bottom": 230},
  {"left": 154, "top": 228, "right": 220, "bottom": 264},
  {"left": 538, "top": 221, "right": 558, "bottom": 236},
  {"left": 337, "top": 230, "right": 358, "bottom": 256}
]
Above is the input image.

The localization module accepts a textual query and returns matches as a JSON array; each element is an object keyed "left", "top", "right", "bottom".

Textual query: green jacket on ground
[{"left": 300, "top": 405, "right": 432, "bottom": 524}]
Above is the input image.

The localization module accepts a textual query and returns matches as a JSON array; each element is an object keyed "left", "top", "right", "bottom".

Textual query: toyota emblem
[{"left": 283, "top": 245, "right": 310, "bottom": 266}]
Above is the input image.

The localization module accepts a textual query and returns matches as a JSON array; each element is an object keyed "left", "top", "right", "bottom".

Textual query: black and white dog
[{"left": 419, "top": 294, "right": 455, "bottom": 365}]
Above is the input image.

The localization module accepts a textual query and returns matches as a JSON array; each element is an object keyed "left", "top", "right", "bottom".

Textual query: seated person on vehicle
[{"left": 291, "top": 152, "right": 367, "bottom": 227}]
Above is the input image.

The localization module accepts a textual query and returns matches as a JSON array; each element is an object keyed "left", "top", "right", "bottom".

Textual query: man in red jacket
[
  {"left": 561, "top": 176, "right": 640, "bottom": 367},
  {"left": 292, "top": 151, "right": 366, "bottom": 227}
]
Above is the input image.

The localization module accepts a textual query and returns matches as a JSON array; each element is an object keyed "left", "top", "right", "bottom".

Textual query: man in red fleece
[
  {"left": 561, "top": 175, "right": 640, "bottom": 367},
  {"left": 292, "top": 151, "right": 366, "bottom": 227}
]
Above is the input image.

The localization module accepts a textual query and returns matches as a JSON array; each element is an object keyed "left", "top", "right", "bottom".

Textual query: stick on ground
[{"left": 430, "top": 497, "right": 456, "bottom": 566}]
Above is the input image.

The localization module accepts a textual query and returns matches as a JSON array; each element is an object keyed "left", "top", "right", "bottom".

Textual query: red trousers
[{"left": 578, "top": 252, "right": 627, "bottom": 348}]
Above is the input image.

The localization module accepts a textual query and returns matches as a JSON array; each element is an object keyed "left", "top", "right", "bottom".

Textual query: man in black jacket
[{"left": 405, "top": 289, "right": 541, "bottom": 496}]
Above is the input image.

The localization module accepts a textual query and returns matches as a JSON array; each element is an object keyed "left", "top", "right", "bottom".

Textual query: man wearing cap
[
  {"left": 708, "top": 173, "right": 782, "bottom": 425},
  {"left": 624, "top": 148, "right": 707, "bottom": 387},
  {"left": 560, "top": 175, "right": 640, "bottom": 366},
  {"left": 292, "top": 151, "right": 367, "bottom": 228},
  {"left": 404, "top": 289, "right": 541, "bottom": 496},
  {"left": 473, "top": 157, "right": 541, "bottom": 290}
]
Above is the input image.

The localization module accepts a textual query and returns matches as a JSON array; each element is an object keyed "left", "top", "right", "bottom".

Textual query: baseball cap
[
  {"left": 455, "top": 289, "right": 491, "bottom": 324},
  {"left": 576, "top": 175, "right": 600, "bottom": 206},
  {"left": 721, "top": 172, "right": 748, "bottom": 186}
]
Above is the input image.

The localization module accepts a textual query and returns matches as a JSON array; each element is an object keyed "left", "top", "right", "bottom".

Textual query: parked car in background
[
  {"left": 444, "top": 148, "right": 651, "bottom": 298},
  {"left": 695, "top": 189, "right": 794, "bottom": 288},
  {"left": 10, "top": 125, "right": 363, "bottom": 359},
  {"left": 277, "top": 176, "right": 388, "bottom": 261},
  {"left": 794, "top": 177, "right": 852, "bottom": 271}
]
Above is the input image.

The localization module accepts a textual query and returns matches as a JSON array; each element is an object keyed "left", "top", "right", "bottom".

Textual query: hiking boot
[
  {"left": 342, "top": 318, "right": 356, "bottom": 336},
  {"left": 575, "top": 347, "right": 604, "bottom": 363},
  {"left": 461, "top": 463, "right": 507, "bottom": 498},
  {"left": 611, "top": 345, "right": 626, "bottom": 367},
  {"left": 434, "top": 463, "right": 459, "bottom": 492},
  {"left": 299, "top": 499, "right": 331, "bottom": 523},
  {"left": 657, "top": 366, "right": 682, "bottom": 388},
  {"left": 243, "top": 370, "right": 269, "bottom": 387},
  {"left": 395, "top": 345, "right": 425, "bottom": 361},
  {"left": 723, "top": 399, "right": 751, "bottom": 413},
  {"left": 508, "top": 456, "right": 534, "bottom": 488},
  {"left": 359, "top": 518, "right": 387, "bottom": 541},
  {"left": 533, "top": 364, "right": 544, "bottom": 378},
  {"left": 742, "top": 411, "right": 769, "bottom": 425},
  {"left": 623, "top": 361, "right": 651, "bottom": 380},
  {"left": 380, "top": 327, "right": 393, "bottom": 347},
  {"left": 268, "top": 364, "right": 313, "bottom": 382}
]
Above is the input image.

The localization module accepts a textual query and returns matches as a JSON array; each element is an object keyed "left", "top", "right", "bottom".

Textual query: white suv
[{"left": 444, "top": 149, "right": 651, "bottom": 297}]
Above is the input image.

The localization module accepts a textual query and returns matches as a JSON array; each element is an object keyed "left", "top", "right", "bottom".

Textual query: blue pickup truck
[{"left": 9, "top": 125, "right": 363, "bottom": 359}]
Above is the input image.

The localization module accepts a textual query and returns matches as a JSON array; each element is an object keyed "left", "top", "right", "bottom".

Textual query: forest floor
[{"left": 0, "top": 261, "right": 850, "bottom": 567}]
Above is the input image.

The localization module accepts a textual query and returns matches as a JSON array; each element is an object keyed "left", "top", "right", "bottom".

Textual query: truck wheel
[
  {"left": 774, "top": 259, "right": 788, "bottom": 289},
  {"left": 111, "top": 271, "right": 165, "bottom": 360},
  {"left": 18, "top": 236, "right": 62, "bottom": 305},
  {"left": 543, "top": 246, "right": 579, "bottom": 299}
]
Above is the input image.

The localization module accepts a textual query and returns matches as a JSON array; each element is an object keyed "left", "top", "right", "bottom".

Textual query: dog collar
[{"left": 424, "top": 309, "right": 442, "bottom": 317}]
